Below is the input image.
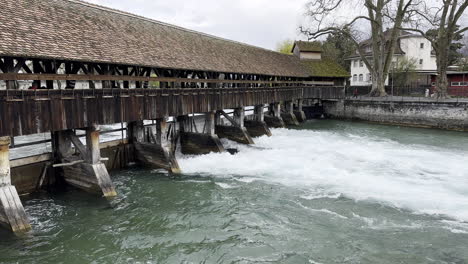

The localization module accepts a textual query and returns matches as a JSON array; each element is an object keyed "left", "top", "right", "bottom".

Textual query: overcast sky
[{"left": 88, "top": 0, "right": 309, "bottom": 51}]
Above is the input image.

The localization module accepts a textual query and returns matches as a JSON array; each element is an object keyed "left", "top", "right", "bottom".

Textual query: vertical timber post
[
  {"left": 254, "top": 105, "right": 265, "bottom": 122},
  {"left": 264, "top": 102, "right": 285, "bottom": 128},
  {"left": 0, "top": 136, "right": 31, "bottom": 233},
  {"left": 85, "top": 125, "right": 117, "bottom": 198},
  {"left": 131, "top": 119, "right": 181, "bottom": 174},
  {"left": 281, "top": 101, "right": 300, "bottom": 126},
  {"left": 180, "top": 112, "right": 225, "bottom": 155},
  {"left": 55, "top": 126, "right": 117, "bottom": 199},
  {"left": 215, "top": 108, "right": 254, "bottom": 144},
  {"left": 245, "top": 105, "right": 272, "bottom": 137},
  {"left": 294, "top": 99, "right": 307, "bottom": 122}
]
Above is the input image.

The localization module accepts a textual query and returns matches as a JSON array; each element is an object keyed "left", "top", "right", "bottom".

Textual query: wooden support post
[
  {"left": 128, "top": 121, "right": 145, "bottom": 143},
  {"left": 133, "top": 118, "right": 181, "bottom": 174},
  {"left": 54, "top": 128, "right": 117, "bottom": 198},
  {"left": 264, "top": 103, "right": 285, "bottom": 128},
  {"left": 0, "top": 136, "right": 31, "bottom": 233},
  {"left": 281, "top": 101, "right": 300, "bottom": 126},
  {"left": 233, "top": 108, "right": 245, "bottom": 128},
  {"left": 294, "top": 99, "right": 307, "bottom": 122},
  {"left": 254, "top": 104, "right": 265, "bottom": 122},
  {"left": 245, "top": 105, "right": 272, "bottom": 137},
  {"left": 205, "top": 111, "right": 216, "bottom": 135},
  {"left": 180, "top": 113, "right": 225, "bottom": 155},
  {"left": 215, "top": 109, "right": 254, "bottom": 144}
]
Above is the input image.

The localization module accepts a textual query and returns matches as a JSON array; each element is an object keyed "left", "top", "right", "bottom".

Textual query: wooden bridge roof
[{"left": 0, "top": 0, "right": 310, "bottom": 78}]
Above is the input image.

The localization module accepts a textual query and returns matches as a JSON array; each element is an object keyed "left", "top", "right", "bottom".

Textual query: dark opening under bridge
[{"left": 0, "top": 0, "right": 347, "bottom": 233}]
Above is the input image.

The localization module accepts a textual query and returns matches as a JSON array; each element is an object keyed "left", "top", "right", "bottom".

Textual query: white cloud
[{"left": 87, "top": 0, "right": 309, "bottom": 50}]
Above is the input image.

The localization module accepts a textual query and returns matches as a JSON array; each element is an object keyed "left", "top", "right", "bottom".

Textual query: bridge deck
[{"left": 0, "top": 87, "right": 305, "bottom": 137}]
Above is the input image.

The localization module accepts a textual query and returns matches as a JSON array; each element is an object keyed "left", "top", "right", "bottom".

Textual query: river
[{"left": 1, "top": 120, "right": 468, "bottom": 263}]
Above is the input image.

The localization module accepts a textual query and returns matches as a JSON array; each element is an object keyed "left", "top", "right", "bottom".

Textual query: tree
[
  {"left": 426, "top": 28, "right": 464, "bottom": 66},
  {"left": 402, "top": 1, "right": 468, "bottom": 98},
  {"left": 276, "top": 39, "right": 294, "bottom": 54},
  {"left": 300, "top": 0, "right": 416, "bottom": 96},
  {"left": 392, "top": 57, "right": 418, "bottom": 87},
  {"left": 321, "top": 28, "right": 355, "bottom": 70}
]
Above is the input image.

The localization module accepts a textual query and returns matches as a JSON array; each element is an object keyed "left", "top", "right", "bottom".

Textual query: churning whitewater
[{"left": 178, "top": 122, "right": 468, "bottom": 223}]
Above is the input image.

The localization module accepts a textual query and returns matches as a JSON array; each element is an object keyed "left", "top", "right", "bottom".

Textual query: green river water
[{"left": 1, "top": 120, "right": 468, "bottom": 263}]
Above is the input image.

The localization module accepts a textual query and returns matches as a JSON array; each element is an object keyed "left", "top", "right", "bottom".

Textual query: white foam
[
  {"left": 178, "top": 127, "right": 468, "bottom": 222},
  {"left": 215, "top": 182, "right": 236, "bottom": 189}
]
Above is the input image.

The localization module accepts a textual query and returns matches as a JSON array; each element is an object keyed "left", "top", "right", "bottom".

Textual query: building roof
[
  {"left": 0, "top": 0, "right": 310, "bottom": 77},
  {"left": 347, "top": 29, "right": 413, "bottom": 59},
  {"left": 292, "top": 41, "right": 323, "bottom": 53},
  {"left": 300, "top": 59, "right": 350, "bottom": 78}
]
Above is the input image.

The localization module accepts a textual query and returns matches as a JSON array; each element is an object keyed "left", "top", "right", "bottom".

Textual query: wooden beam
[
  {"left": 0, "top": 73, "right": 310, "bottom": 85},
  {"left": 218, "top": 110, "right": 240, "bottom": 127}
]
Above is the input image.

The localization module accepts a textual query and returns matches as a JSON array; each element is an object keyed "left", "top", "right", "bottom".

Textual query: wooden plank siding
[{"left": 0, "top": 87, "right": 304, "bottom": 137}]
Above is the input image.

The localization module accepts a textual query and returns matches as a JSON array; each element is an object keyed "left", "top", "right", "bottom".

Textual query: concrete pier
[
  {"left": 0, "top": 137, "right": 31, "bottom": 233},
  {"left": 53, "top": 126, "right": 117, "bottom": 198},
  {"left": 265, "top": 103, "right": 286, "bottom": 128},
  {"left": 245, "top": 105, "right": 272, "bottom": 137},
  {"left": 281, "top": 101, "right": 300, "bottom": 126},
  {"left": 180, "top": 112, "right": 225, "bottom": 155},
  {"left": 215, "top": 108, "right": 255, "bottom": 144}
]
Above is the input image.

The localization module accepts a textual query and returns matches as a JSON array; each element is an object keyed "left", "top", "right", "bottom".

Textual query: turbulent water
[{"left": 1, "top": 120, "right": 468, "bottom": 263}]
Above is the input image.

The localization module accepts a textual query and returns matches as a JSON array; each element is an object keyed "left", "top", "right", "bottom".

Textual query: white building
[{"left": 348, "top": 30, "right": 437, "bottom": 86}]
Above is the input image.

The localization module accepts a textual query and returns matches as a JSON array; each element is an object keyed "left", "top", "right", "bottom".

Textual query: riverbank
[{"left": 323, "top": 98, "right": 468, "bottom": 131}]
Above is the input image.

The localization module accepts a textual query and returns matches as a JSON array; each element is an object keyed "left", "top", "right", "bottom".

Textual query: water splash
[{"left": 179, "top": 126, "right": 468, "bottom": 222}]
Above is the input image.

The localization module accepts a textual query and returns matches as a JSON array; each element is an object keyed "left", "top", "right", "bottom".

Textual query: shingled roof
[
  {"left": 292, "top": 41, "right": 323, "bottom": 53},
  {"left": 0, "top": 0, "right": 310, "bottom": 77},
  {"left": 301, "top": 59, "right": 350, "bottom": 78}
]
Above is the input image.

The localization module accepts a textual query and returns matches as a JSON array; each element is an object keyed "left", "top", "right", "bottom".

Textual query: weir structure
[{"left": 0, "top": 0, "right": 347, "bottom": 232}]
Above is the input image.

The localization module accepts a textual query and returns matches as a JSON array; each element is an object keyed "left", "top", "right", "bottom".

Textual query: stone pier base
[{"left": 244, "top": 120, "right": 272, "bottom": 137}]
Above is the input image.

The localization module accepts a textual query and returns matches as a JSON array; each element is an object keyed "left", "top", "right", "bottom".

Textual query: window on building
[
  {"left": 353, "top": 60, "right": 358, "bottom": 68},
  {"left": 353, "top": 74, "right": 357, "bottom": 82},
  {"left": 451, "top": 82, "right": 461, "bottom": 86},
  {"left": 420, "top": 43, "right": 424, "bottom": 49},
  {"left": 359, "top": 74, "right": 363, "bottom": 81},
  {"left": 431, "top": 82, "right": 436, "bottom": 86},
  {"left": 360, "top": 60, "right": 363, "bottom": 67},
  {"left": 419, "top": 59, "right": 423, "bottom": 65}
]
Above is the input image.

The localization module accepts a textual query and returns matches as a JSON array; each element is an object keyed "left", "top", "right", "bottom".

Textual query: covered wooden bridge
[{"left": 0, "top": 0, "right": 346, "bottom": 232}]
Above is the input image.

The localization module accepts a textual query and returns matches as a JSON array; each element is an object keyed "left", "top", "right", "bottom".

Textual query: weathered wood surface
[
  {"left": 244, "top": 120, "right": 272, "bottom": 137},
  {"left": 0, "top": 137, "right": 31, "bottom": 232},
  {"left": 0, "top": 73, "right": 313, "bottom": 85},
  {"left": 303, "top": 86, "right": 344, "bottom": 99},
  {"left": 0, "top": 87, "right": 302, "bottom": 137},
  {"left": 264, "top": 115, "right": 286, "bottom": 128},
  {"left": 180, "top": 132, "right": 225, "bottom": 155},
  {"left": 0, "top": 185, "right": 31, "bottom": 232},
  {"left": 294, "top": 111, "right": 307, "bottom": 123},
  {"left": 215, "top": 126, "right": 254, "bottom": 144},
  {"left": 134, "top": 142, "right": 181, "bottom": 174},
  {"left": 55, "top": 129, "right": 117, "bottom": 198}
]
